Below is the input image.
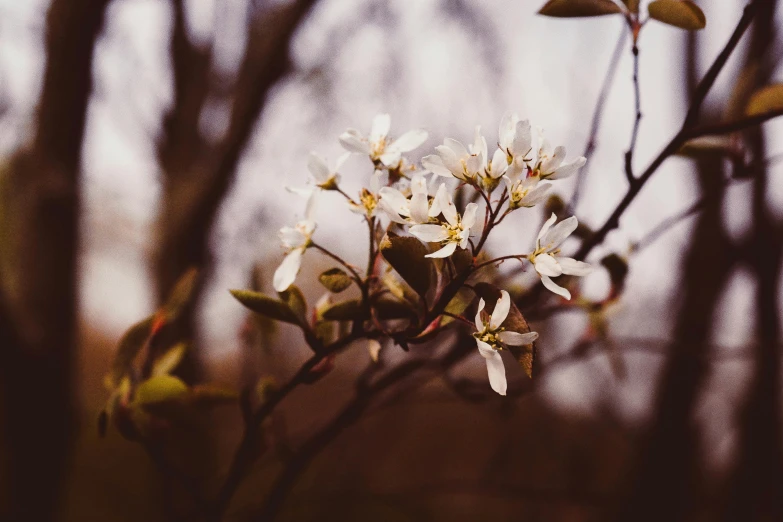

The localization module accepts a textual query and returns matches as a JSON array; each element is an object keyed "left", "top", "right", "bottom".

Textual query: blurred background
[{"left": 1, "top": 0, "right": 782, "bottom": 520}]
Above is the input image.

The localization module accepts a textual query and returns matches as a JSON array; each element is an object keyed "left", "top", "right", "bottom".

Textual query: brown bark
[
  {"left": 154, "top": 0, "right": 320, "bottom": 381},
  {"left": 0, "top": 0, "right": 111, "bottom": 519}
]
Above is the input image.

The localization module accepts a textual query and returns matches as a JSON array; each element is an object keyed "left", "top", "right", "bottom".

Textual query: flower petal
[
  {"left": 541, "top": 274, "right": 571, "bottom": 300},
  {"left": 541, "top": 145, "right": 566, "bottom": 174},
  {"left": 443, "top": 138, "right": 468, "bottom": 158},
  {"left": 498, "top": 113, "right": 518, "bottom": 151},
  {"left": 273, "top": 248, "right": 304, "bottom": 292},
  {"left": 499, "top": 331, "right": 539, "bottom": 345},
  {"left": 425, "top": 242, "right": 458, "bottom": 258},
  {"left": 520, "top": 182, "right": 551, "bottom": 207},
  {"left": 537, "top": 213, "right": 558, "bottom": 241},
  {"left": 557, "top": 256, "right": 593, "bottom": 276},
  {"left": 438, "top": 188, "right": 458, "bottom": 227},
  {"left": 379, "top": 150, "right": 402, "bottom": 167},
  {"left": 428, "top": 183, "right": 447, "bottom": 218},
  {"left": 490, "top": 148, "right": 508, "bottom": 178},
  {"left": 541, "top": 216, "right": 578, "bottom": 250},
  {"left": 389, "top": 129, "right": 428, "bottom": 153},
  {"left": 476, "top": 340, "right": 507, "bottom": 396},
  {"left": 490, "top": 290, "right": 511, "bottom": 329},
  {"left": 475, "top": 298, "right": 486, "bottom": 331},
  {"left": 462, "top": 202, "right": 478, "bottom": 230},
  {"left": 378, "top": 187, "right": 409, "bottom": 213},
  {"left": 409, "top": 224, "right": 448, "bottom": 243},
  {"left": 512, "top": 119, "right": 532, "bottom": 156},
  {"left": 370, "top": 113, "right": 391, "bottom": 142},
  {"left": 534, "top": 253, "right": 562, "bottom": 277},
  {"left": 548, "top": 156, "right": 586, "bottom": 180},
  {"left": 409, "top": 192, "right": 429, "bottom": 224},
  {"left": 422, "top": 155, "right": 453, "bottom": 178},
  {"left": 377, "top": 199, "right": 409, "bottom": 224},
  {"left": 307, "top": 152, "right": 330, "bottom": 182},
  {"left": 339, "top": 129, "right": 370, "bottom": 154}
]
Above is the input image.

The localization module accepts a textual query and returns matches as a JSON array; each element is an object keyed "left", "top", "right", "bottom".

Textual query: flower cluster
[{"left": 271, "top": 113, "right": 591, "bottom": 394}]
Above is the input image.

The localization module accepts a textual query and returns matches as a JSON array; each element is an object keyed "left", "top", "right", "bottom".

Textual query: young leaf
[
  {"left": 379, "top": 234, "right": 433, "bottom": 297},
  {"left": 318, "top": 268, "right": 353, "bottom": 293},
  {"left": 648, "top": 0, "right": 706, "bottom": 30},
  {"left": 162, "top": 268, "right": 199, "bottom": 320},
  {"left": 473, "top": 283, "right": 537, "bottom": 378},
  {"left": 151, "top": 343, "right": 187, "bottom": 377},
  {"left": 278, "top": 285, "right": 307, "bottom": 322},
  {"left": 746, "top": 84, "right": 783, "bottom": 116},
  {"left": 321, "top": 299, "right": 363, "bottom": 321},
  {"left": 135, "top": 375, "right": 189, "bottom": 407},
  {"left": 539, "top": 0, "right": 624, "bottom": 18},
  {"left": 321, "top": 297, "right": 415, "bottom": 321},
  {"left": 230, "top": 289, "right": 300, "bottom": 325},
  {"left": 191, "top": 384, "right": 239, "bottom": 408},
  {"left": 107, "top": 315, "right": 154, "bottom": 388},
  {"left": 441, "top": 288, "right": 474, "bottom": 326}
]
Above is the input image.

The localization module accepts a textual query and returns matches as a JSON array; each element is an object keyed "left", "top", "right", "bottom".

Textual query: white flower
[
  {"left": 307, "top": 151, "right": 349, "bottom": 190},
  {"left": 348, "top": 170, "right": 384, "bottom": 218},
  {"left": 476, "top": 133, "right": 508, "bottom": 192},
  {"left": 378, "top": 175, "right": 443, "bottom": 225},
  {"left": 528, "top": 213, "right": 593, "bottom": 300},
  {"left": 498, "top": 114, "right": 532, "bottom": 180},
  {"left": 273, "top": 191, "right": 317, "bottom": 292},
  {"left": 339, "top": 113, "right": 428, "bottom": 167},
  {"left": 504, "top": 175, "right": 551, "bottom": 209},
  {"left": 409, "top": 188, "right": 478, "bottom": 258},
  {"left": 473, "top": 290, "right": 539, "bottom": 396},
  {"left": 532, "top": 133, "right": 586, "bottom": 181},
  {"left": 422, "top": 127, "right": 485, "bottom": 182}
]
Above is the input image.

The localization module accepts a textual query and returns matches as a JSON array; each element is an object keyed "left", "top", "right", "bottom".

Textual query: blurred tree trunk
[
  {"left": 0, "top": 0, "right": 111, "bottom": 519},
  {"left": 612, "top": 32, "right": 738, "bottom": 522},
  {"left": 155, "top": 0, "right": 319, "bottom": 381},
  {"left": 721, "top": 1, "right": 783, "bottom": 518}
]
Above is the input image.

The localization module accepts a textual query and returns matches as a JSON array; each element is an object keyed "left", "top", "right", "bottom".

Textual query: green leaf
[
  {"left": 278, "top": 285, "right": 307, "bottom": 322},
  {"left": 321, "top": 299, "right": 362, "bottom": 321},
  {"left": 473, "top": 283, "right": 536, "bottom": 378},
  {"left": 538, "top": 0, "right": 624, "bottom": 18},
  {"left": 151, "top": 343, "right": 187, "bottom": 377},
  {"left": 107, "top": 315, "right": 154, "bottom": 388},
  {"left": 677, "top": 136, "right": 735, "bottom": 158},
  {"left": 191, "top": 384, "right": 239, "bottom": 408},
  {"left": 318, "top": 268, "right": 354, "bottom": 293},
  {"left": 230, "top": 289, "right": 300, "bottom": 325},
  {"left": 648, "top": 0, "right": 706, "bottom": 30},
  {"left": 441, "top": 288, "right": 474, "bottom": 326},
  {"left": 379, "top": 234, "right": 433, "bottom": 297},
  {"left": 135, "top": 375, "right": 189, "bottom": 407},
  {"left": 746, "top": 84, "right": 783, "bottom": 116},
  {"left": 321, "top": 298, "right": 416, "bottom": 322},
  {"left": 162, "top": 268, "right": 199, "bottom": 320}
]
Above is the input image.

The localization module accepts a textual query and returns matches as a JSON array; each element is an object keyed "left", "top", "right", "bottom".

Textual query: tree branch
[{"left": 574, "top": 1, "right": 761, "bottom": 261}]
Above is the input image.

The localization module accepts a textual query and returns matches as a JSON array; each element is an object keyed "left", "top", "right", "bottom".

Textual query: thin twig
[
  {"left": 569, "top": 26, "right": 628, "bottom": 213},
  {"left": 574, "top": 1, "right": 762, "bottom": 261},
  {"left": 310, "top": 242, "right": 363, "bottom": 284},
  {"left": 624, "top": 42, "right": 642, "bottom": 182},
  {"left": 632, "top": 199, "right": 705, "bottom": 253}
]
